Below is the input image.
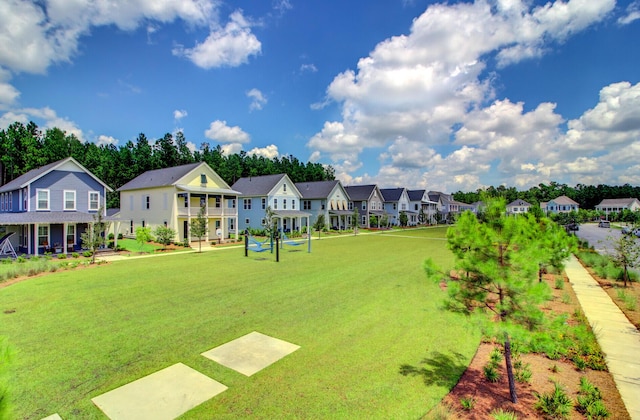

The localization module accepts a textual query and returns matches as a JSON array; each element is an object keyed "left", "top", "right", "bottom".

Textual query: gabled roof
[
  {"left": 549, "top": 195, "right": 579, "bottom": 205},
  {"left": 0, "top": 157, "right": 113, "bottom": 193},
  {"left": 407, "top": 189, "right": 425, "bottom": 201},
  {"left": 344, "top": 184, "right": 378, "bottom": 201},
  {"left": 380, "top": 188, "right": 405, "bottom": 202},
  {"left": 295, "top": 180, "right": 348, "bottom": 200},
  {"left": 231, "top": 174, "right": 289, "bottom": 196},
  {"left": 118, "top": 162, "right": 201, "bottom": 191},
  {"left": 507, "top": 199, "right": 531, "bottom": 207},
  {"left": 427, "top": 191, "right": 452, "bottom": 202},
  {"left": 596, "top": 198, "right": 640, "bottom": 207}
]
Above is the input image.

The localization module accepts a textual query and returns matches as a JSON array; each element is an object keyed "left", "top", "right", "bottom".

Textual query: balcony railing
[{"left": 177, "top": 206, "right": 237, "bottom": 217}]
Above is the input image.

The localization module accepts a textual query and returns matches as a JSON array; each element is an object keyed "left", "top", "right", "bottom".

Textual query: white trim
[
  {"left": 88, "top": 191, "right": 100, "bottom": 211},
  {"left": 64, "top": 190, "right": 76, "bottom": 210},
  {"left": 36, "top": 189, "right": 50, "bottom": 211}
]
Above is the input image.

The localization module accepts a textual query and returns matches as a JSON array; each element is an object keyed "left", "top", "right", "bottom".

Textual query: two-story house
[
  {"left": 117, "top": 162, "right": 240, "bottom": 243},
  {"left": 407, "top": 190, "right": 438, "bottom": 225},
  {"left": 232, "top": 174, "right": 310, "bottom": 233},
  {"left": 380, "top": 188, "right": 411, "bottom": 226},
  {"left": 0, "top": 157, "right": 112, "bottom": 256},
  {"left": 295, "top": 180, "right": 351, "bottom": 230},
  {"left": 428, "top": 191, "right": 464, "bottom": 222},
  {"left": 595, "top": 198, "right": 640, "bottom": 217},
  {"left": 344, "top": 185, "right": 385, "bottom": 228}
]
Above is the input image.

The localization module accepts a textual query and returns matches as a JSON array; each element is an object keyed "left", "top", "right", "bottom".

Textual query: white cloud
[
  {"left": 247, "top": 144, "right": 279, "bottom": 159},
  {"left": 204, "top": 120, "right": 251, "bottom": 143},
  {"left": 16, "top": 106, "right": 85, "bottom": 141},
  {"left": 247, "top": 88, "right": 267, "bottom": 111},
  {"left": 173, "top": 10, "right": 261, "bottom": 69},
  {"left": 308, "top": 0, "right": 616, "bottom": 191},
  {"left": 220, "top": 143, "right": 243, "bottom": 155},
  {"left": 0, "top": 0, "right": 217, "bottom": 75},
  {"left": 173, "top": 109, "right": 188, "bottom": 120},
  {"left": 96, "top": 135, "right": 119, "bottom": 146},
  {"left": 618, "top": 1, "right": 640, "bottom": 25},
  {"left": 0, "top": 68, "right": 19, "bottom": 107},
  {"left": 300, "top": 63, "right": 318, "bottom": 73}
]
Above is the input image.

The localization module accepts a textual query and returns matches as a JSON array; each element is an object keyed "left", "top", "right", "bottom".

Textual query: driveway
[{"left": 574, "top": 223, "right": 622, "bottom": 257}]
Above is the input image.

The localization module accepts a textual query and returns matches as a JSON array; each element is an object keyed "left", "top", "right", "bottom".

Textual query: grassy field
[{"left": 0, "top": 227, "right": 481, "bottom": 419}]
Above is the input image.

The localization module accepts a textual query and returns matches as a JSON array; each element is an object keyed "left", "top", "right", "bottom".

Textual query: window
[
  {"left": 38, "top": 225, "right": 49, "bottom": 246},
  {"left": 243, "top": 199, "right": 252, "bottom": 210},
  {"left": 36, "top": 189, "right": 49, "bottom": 210},
  {"left": 23, "top": 188, "right": 27, "bottom": 210},
  {"left": 184, "top": 196, "right": 188, "bottom": 208},
  {"left": 215, "top": 196, "right": 221, "bottom": 208},
  {"left": 393, "top": 203, "right": 397, "bottom": 210},
  {"left": 21, "top": 225, "right": 28, "bottom": 247},
  {"left": 401, "top": 204, "right": 407, "bottom": 211},
  {"left": 229, "top": 218, "right": 235, "bottom": 230},
  {"left": 283, "top": 199, "right": 287, "bottom": 210},
  {"left": 261, "top": 198, "right": 266, "bottom": 209},
  {"left": 292, "top": 200, "right": 296, "bottom": 209},
  {"left": 274, "top": 199, "right": 278, "bottom": 210},
  {"left": 8, "top": 192, "right": 11, "bottom": 211},
  {"left": 245, "top": 218, "right": 250, "bottom": 224},
  {"left": 283, "top": 184, "right": 287, "bottom": 192},
  {"left": 200, "top": 197, "right": 206, "bottom": 207},
  {"left": 143, "top": 195, "right": 150, "bottom": 210},
  {"left": 349, "top": 202, "right": 353, "bottom": 210},
  {"left": 362, "top": 202, "right": 366, "bottom": 210},
  {"left": 142, "top": 220, "right": 146, "bottom": 227},
  {"left": 89, "top": 191, "right": 100, "bottom": 210},
  {"left": 303, "top": 200, "right": 311, "bottom": 210},
  {"left": 130, "top": 221, "right": 134, "bottom": 234},
  {"left": 64, "top": 190, "right": 76, "bottom": 210},
  {"left": 361, "top": 215, "right": 366, "bottom": 225},
  {"left": 230, "top": 199, "right": 236, "bottom": 208},
  {"left": 200, "top": 174, "right": 207, "bottom": 185},
  {"left": 1, "top": 193, "right": 4, "bottom": 211},
  {"left": 67, "top": 225, "right": 75, "bottom": 246}
]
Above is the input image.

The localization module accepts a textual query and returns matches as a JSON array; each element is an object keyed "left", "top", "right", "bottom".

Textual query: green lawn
[{"left": 0, "top": 227, "right": 481, "bottom": 419}]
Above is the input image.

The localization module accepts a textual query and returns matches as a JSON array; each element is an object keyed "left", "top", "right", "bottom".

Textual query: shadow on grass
[{"left": 399, "top": 351, "right": 468, "bottom": 387}]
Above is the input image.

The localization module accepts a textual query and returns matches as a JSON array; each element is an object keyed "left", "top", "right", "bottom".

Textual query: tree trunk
[{"left": 504, "top": 332, "right": 518, "bottom": 403}]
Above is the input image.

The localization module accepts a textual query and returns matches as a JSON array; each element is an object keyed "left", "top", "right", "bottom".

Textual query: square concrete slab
[
  {"left": 91, "top": 363, "right": 227, "bottom": 420},
  {"left": 202, "top": 331, "right": 300, "bottom": 376}
]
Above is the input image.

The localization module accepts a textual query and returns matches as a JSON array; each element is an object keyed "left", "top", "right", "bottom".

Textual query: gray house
[
  {"left": 344, "top": 184, "right": 385, "bottom": 228},
  {"left": 380, "top": 188, "right": 410, "bottom": 226},
  {"left": 295, "top": 180, "right": 351, "bottom": 230},
  {"left": 0, "top": 157, "right": 112, "bottom": 256},
  {"left": 408, "top": 189, "right": 438, "bottom": 225}
]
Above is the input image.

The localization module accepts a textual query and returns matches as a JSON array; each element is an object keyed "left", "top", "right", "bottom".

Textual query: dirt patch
[{"left": 431, "top": 273, "right": 631, "bottom": 419}]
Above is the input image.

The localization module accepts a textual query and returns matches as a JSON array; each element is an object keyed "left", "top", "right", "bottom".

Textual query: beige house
[
  {"left": 117, "top": 162, "right": 240, "bottom": 243},
  {"left": 595, "top": 198, "right": 640, "bottom": 215}
]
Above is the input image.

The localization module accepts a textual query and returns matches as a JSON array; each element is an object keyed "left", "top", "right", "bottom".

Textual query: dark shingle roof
[
  {"left": 507, "top": 199, "right": 531, "bottom": 207},
  {"left": 344, "top": 185, "right": 376, "bottom": 201},
  {"left": 231, "top": 174, "right": 287, "bottom": 196},
  {"left": 295, "top": 180, "right": 340, "bottom": 199},
  {"left": 407, "top": 189, "right": 425, "bottom": 201},
  {"left": 380, "top": 188, "right": 404, "bottom": 202},
  {"left": 0, "top": 211, "right": 100, "bottom": 225},
  {"left": 118, "top": 162, "right": 202, "bottom": 191}
]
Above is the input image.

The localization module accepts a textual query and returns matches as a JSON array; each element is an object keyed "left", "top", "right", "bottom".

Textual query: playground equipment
[
  {"left": 280, "top": 231, "right": 311, "bottom": 253},
  {"left": 0, "top": 232, "right": 17, "bottom": 259},
  {"left": 245, "top": 233, "right": 272, "bottom": 253}
]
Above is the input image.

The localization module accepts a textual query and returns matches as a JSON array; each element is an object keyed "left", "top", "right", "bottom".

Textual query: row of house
[{"left": 1, "top": 158, "right": 638, "bottom": 256}]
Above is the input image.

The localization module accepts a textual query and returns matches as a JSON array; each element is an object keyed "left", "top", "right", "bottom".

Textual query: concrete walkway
[{"left": 565, "top": 255, "right": 640, "bottom": 420}]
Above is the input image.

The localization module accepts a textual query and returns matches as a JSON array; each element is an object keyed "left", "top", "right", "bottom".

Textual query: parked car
[
  {"left": 566, "top": 222, "right": 579, "bottom": 231},
  {"left": 635, "top": 228, "right": 640, "bottom": 238},
  {"left": 622, "top": 226, "right": 632, "bottom": 235},
  {"left": 598, "top": 220, "right": 610, "bottom": 228}
]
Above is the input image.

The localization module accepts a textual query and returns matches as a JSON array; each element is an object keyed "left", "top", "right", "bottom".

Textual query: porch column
[
  {"left": 34, "top": 223, "right": 39, "bottom": 256},
  {"left": 63, "top": 222, "right": 67, "bottom": 253}
]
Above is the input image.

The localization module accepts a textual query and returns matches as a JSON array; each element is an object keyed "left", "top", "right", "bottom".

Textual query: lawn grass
[
  {"left": 0, "top": 227, "right": 481, "bottom": 419},
  {"left": 116, "top": 238, "right": 162, "bottom": 253}
]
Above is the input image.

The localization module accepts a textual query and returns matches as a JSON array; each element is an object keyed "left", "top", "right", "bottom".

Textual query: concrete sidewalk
[{"left": 565, "top": 255, "right": 640, "bottom": 420}]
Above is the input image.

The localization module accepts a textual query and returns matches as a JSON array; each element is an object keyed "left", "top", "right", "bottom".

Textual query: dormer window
[
  {"left": 200, "top": 174, "right": 207, "bottom": 185},
  {"left": 283, "top": 183, "right": 287, "bottom": 192}
]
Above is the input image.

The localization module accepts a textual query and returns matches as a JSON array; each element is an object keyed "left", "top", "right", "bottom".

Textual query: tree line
[
  {"left": 0, "top": 121, "right": 335, "bottom": 208},
  {"left": 453, "top": 181, "right": 640, "bottom": 210}
]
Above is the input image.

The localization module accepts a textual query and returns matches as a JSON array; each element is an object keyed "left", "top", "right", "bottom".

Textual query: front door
[{"left": 183, "top": 221, "right": 188, "bottom": 240}]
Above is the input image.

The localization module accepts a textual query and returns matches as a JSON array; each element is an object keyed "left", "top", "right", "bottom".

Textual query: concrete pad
[
  {"left": 41, "top": 415, "right": 62, "bottom": 420},
  {"left": 202, "top": 331, "right": 300, "bottom": 376},
  {"left": 92, "top": 363, "right": 227, "bottom": 420}
]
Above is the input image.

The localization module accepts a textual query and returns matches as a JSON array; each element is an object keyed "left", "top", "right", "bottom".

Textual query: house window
[
  {"left": 229, "top": 218, "right": 235, "bottom": 230},
  {"left": 303, "top": 200, "right": 311, "bottom": 210},
  {"left": 361, "top": 215, "right": 366, "bottom": 225},
  {"left": 38, "top": 225, "right": 49, "bottom": 246},
  {"left": 23, "top": 188, "right": 27, "bottom": 210},
  {"left": 401, "top": 204, "right": 407, "bottom": 211},
  {"left": 1, "top": 193, "right": 4, "bottom": 211},
  {"left": 200, "top": 174, "right": 207, "bottom": 185},
  {"left": 245, "top": 218, "right": 250, "bottom": 224},
  {"left": 130, "top": 221, "right": 134, "bottom": 234},
  {"left": 67, "top": 225, "right": 75, "bottom": 246},
  {"left": 292, "top": 200, "right": 296, "bottom": 210},
  {"left": 243, "top": 199, "right": 252, "bottom": 210},
  {"left": 349, "top": 202, "right": 353, "bottom": 210},
  {"left": 393, "top": 203, "right": 397, "bottom": 210},
  {"left": 142, "top": 220, "right": 146, "bottom": 227},
  {"left": 21, "top": 225, "right": 28, "bottom": 247},
  {"left": 36, "top": 189, "right": 49, "bottom": 210},
  {"left": 283, "top": 184, "right": 287, "bottom": 192},
  {"left": 8, "top": 192, "right": 11, "bottom": 211},
  {"left": 283, "top": 199, "right": 287, "bottom": 210},
  {"left": 362, "top": 202, "right": 366, "bottom": 210},
  {"left": 261, "top": 198, "right": 266, "bottom": 209},
  {"left": 64, "top": 190, "right": 76, "bottom": 210},
  {"left": 88, "top": 191, "right": 100, "bottom": 211},
  {"left": 230, "top": 199, "right": 236, "bottom": 209},
  {"left": 143, "top": 195, "right": 150, "bottom": 210},
  {"left": 184, "top": 196, "right": 188, "bottom": 208},
  {"left": 274, "top": 199, "right": 278, "bottom": 210},
  {"left": 214, "top": 196, "right": 220, "bottom": 208}
]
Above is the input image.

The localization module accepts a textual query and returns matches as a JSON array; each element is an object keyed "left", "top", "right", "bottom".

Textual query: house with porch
[
  {"left": 545, "top": 195, "right": 580, "bottom": 214},
  {"left": 506, "top": 199, "right": 531, "bottom": 215},
  {"left": 380, "top": 188, "right": 411, "bottom": 226},
  {"left": 117, "top": 162, "right": 239, "bottom": 244},
  {"left": 344, "top": 184, "right": 385, "bottom": 228},
  {"left": 407, "top": 190, "right": 438, "bottom": 225},
  {"left": 428, "top": 191, "right": 464, "bottom": 222},
  {"left": 595, "top": 198, "right": 640, "bottom": 217},
  {"left": 232, "top": 174, "right": 311, "bottom": 233},
  {"left": 0, "top": 157, "right": 111, "bottom": 256},
  {"left": 295, "top": 180, "right": 351, "bottom": 230}
]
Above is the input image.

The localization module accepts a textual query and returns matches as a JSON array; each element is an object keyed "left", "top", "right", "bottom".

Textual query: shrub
[
  {"left": 515, "top": 362, "right": 532, "bottom": 383},
  {"left": 490, "top": 408, "right": 519, "bottom": 420},
  {"left": 72, "top": 252, "right": 79, "bottom": 259},
  {"left": 460, "top": 396, "right": 475, "bottom": 411},
  {"left": 483, "top": 364, "right": 500, "bottom": 383},
  {"left": 554, "top": 277, "right": 564, "bottom": 290},
  {"left": 576, "top": 377, "right": 609, "bottom": 419},
  {"left": 57, "top": 254, "right": 67, "bottom": 260},
  {"left": 534, "top": 382, "right": 573, "bottom": 419},
  {"left": 585, "top": 400, "right": 609, "bottom": 419},
  {"left": 108, "top": 233, "right": 114, "bottom": 240},
  {"left": 561, "top": 292, "right": 571, "bottom": 304},
  {"left": 83, "top": 251, "right": 93, "bottom": 258},
  {"left": 117, "top": 233, "right": 123, "bottom": 240}
]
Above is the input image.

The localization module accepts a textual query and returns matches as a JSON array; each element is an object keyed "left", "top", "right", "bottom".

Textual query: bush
[
  {"left": 72, "top": 252, "right": 79, "bottom": 259},
  {"left": 576, "top": 377, "right": 609, "bottom": 419},
  {"left": 117, "top": 233, "right": 123, "bottom": 240},
  {"left": 554, "top": 277, "right": 564, "bottom": 290},
  {"left": 534, "top": 382, "right": 573, "bottom": 419},
  {"left": 108, "top": 233, "right": 114, "bottom": 240},
  {"left": 490, "top": 408, "right": 519, "bottom": 420},
  {"left": 57, "top": 254, "right": 67, "bottom": 260},
  {"left": 83, "top": 251, "right": 93, "bottom": 258},
  {"left": 460, "top": 396, "right": 475, "bottom": 411},
  {"left": 483, "top": 364, "right": 500, "bottom": 383}
]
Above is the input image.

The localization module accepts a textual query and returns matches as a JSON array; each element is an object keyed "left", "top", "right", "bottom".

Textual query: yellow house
[{"left": 117, "top": 162, "right": 240, "bottom": 244}]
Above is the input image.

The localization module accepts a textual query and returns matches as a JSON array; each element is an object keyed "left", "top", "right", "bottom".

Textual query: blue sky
[{"left": 1, "top": 0, "right": 639, "bottom": 193}]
